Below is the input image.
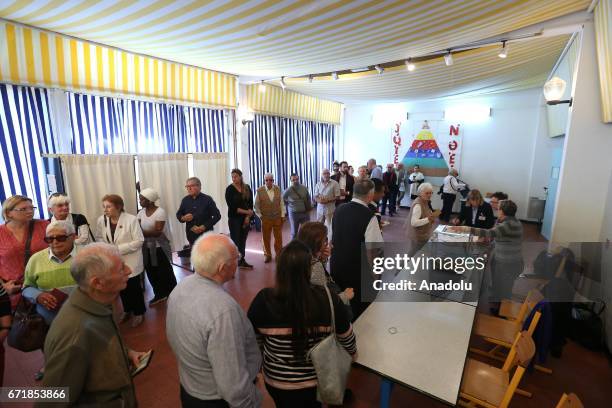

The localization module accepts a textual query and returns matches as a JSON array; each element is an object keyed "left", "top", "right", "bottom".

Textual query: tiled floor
[{"left": 4, "top": 210, "right": 611, "bottom": 407}]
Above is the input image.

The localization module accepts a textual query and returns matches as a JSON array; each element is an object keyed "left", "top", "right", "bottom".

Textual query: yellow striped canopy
[{"left": 0, "top": 21, "right": 237, "bottom": 108}]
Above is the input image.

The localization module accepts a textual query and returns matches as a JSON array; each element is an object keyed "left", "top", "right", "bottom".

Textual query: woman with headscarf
[{"left": 137, "top": 188, "right": 177, "bottom": 306}]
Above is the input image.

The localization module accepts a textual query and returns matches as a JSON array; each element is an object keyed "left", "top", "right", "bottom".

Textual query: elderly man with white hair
[
  {"left": 23, "top": 220, "right": 78, "bottom": 325},
  {"left": 47, "top": 192, "right": 93, "bottom": 246},
  {"left": 166, "top": 234, "right": 262, "bottom": 407},
  {"left": 42, "top": 243, "right": 147, "bottom": 406},
  {"left": 254, "top": 173, "right": 286, "bottom": 263},
  {"left": 315, "top": 168, "right": 340, "bottom": 239}
]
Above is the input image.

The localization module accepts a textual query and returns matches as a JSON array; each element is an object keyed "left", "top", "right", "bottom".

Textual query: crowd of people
[{"left": 0, "top": 158, "right": 520, "bottom": 406}]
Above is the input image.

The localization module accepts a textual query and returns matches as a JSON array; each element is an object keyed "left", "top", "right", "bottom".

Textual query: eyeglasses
[
  {"left": 265, "top": 179, "right": 274, "bottom": 182},
  {"left": 11, "top": 206, "right": 36, "bottom": 212},
  {"left": 185, "top": 184, "right": 199, "bottom": 188},
  {"left": 44, "top": 235, "right": 70, "bottom": 243}
]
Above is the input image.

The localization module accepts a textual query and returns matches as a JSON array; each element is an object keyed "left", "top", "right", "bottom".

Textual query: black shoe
[
  {"left": 149, "top": 296, "right": 168, "bottom": 306},
  {"left": 239, "top": 259, "right": 253, "bottom": 269}
]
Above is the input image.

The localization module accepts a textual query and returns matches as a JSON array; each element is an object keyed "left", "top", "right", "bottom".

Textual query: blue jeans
[{"left": 289, "top": 211, "right": 310, "bottom": 240}]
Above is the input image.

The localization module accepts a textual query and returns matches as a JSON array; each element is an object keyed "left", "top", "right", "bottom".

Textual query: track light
[
  {"left": 308, "top": 75, "right": 313, "bottom": 83},
  {"left": 405, "top": 58, "right": 416, "bottom": 71},
  {"left": 498, "top": 41, "right": 508, "bottom": 58},
  {"left": 444, "top": 51, "right": 453, "bottom": 66},
  {"left": 280, "top": 77, "right": 286, "bottom": 90},
  {"left": 374, "top": 64, "right": 384, "bottom": 74},
  {"left": 259, "top": 80, "right": 266, "bottom": 92},
  {"left": 332, "top": 71, "right": 338, "bottom": 80}
]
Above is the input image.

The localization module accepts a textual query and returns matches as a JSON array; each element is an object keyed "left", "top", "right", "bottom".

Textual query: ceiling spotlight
[
  {"left": 259, "top": 80, "right": 266, "bottom": 92},
  {"left": 444, "top": 51, "right": 453, "bottom": 66},
  {"left": 280, "top": 76, "right": 286, "bottom": 90},
  {"left": 332, "top": 71, "right": 338, "bottom": 80},
  {"left": 374, "top": 64, "right": 384, "bottom": 74},
  {"left": 405, "top": 58, "right": 416, "bottom": 71},
  {"left": 308, "top": 75, "right": 313, "bottom": 83},
  {"left": 498, "top": 41, "right": 508, "bottom": 58}
]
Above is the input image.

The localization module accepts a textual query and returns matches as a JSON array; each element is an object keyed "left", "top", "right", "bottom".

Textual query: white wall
[
  {"left": 342, "top": 89, "right": 550, "bottom": 219},
  {"left": 551, "top": 23, "right": 612, "bottom": 243}
]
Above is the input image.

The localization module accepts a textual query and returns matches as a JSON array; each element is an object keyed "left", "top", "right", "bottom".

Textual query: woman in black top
[
  {"left": 225, "top": 169, "right": 254, "bottom": 268},
  {"left": 248, "top": 241, "right": 356, "bottom": 407},
  {"left": 454, "top": 189, "right": 495, "bottom": 229}
]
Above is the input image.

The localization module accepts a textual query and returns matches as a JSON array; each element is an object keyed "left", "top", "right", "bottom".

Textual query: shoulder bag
[{"left": 307, "top": 285, "right": 352, "bottom": 405}]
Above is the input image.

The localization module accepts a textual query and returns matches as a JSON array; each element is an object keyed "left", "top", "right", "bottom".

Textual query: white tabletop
[{"left": 353, "top": 295, "right": 477, "bottom": 404}]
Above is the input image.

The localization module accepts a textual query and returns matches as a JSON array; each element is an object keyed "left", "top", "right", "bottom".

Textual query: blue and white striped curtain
[
  {"left": 0, "top": 84, "right": 56, "bottom": 219},
  {"left": 247, "top": 114, "right": 335, "bottom": 198},
  {"left": 68, "top": 92, "right": 226, "bottom": 154}
]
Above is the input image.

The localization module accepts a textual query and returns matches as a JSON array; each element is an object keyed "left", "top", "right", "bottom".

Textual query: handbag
[
  {"left": 7, "top": 296, "right": 48, "bottom": 352},
  {"left": 307, "top": 285, "right": 352, "bottom": 405}
]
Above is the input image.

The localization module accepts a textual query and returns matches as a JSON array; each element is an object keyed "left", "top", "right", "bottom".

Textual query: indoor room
[{"left": 0, "top": 1, "right": 611, "bottom": 407}]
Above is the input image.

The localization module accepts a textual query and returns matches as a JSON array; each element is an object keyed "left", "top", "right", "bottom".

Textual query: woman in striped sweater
[
  {"left": 451, "top": 199, "right": 523, "bottom": 307},
  {"left": 248, "top": 240, "right": 357, "bottom": 408}
]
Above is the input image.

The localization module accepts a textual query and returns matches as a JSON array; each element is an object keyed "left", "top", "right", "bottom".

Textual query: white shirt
[
  {"left": 351, "top": 198, "right": 384, "bottom": 243},
  {"left": 411, "top": 202, "right": 431, "bottom": 227},
  {"left": 315, "top": 179, "right": 340, "bottom": 214},
  {"left": 408, "top": 172, "right": 425, "bottom": 196},
  {"left": 443, "top": 175, "right": 466, "bottom": 194},
  {"left": 137, "top": 207, "right": 171, "bottom": 247}
]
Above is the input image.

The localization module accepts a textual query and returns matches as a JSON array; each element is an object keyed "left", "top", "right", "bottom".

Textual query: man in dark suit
[
  {"left": 381, "top": 163, "right": 398, "bottom": 216},
  {"left": 330, "top": 179, "right": 383, "bottom": 320},
  {"left": 331, "top": 161, "right": 355, "bottom": 205},
  {"left": 176, "top": 177, "right": 222, "bottom": 246}
]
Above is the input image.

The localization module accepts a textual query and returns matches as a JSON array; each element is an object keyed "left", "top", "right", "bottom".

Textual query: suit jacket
[
  {"left": 95, "top": 212, "right": 144, "bottom": 277},
  {"left": 331, "top": 173, "right": 355, "bottom": 203},
  {"left": 459, "top": 201, "right": 495, "bottom": 229}
]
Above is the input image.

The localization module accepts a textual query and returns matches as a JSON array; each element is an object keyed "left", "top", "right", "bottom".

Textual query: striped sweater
[
  {"left": 247, "top": 287, "right": 356, "bottom": 390},
  {"left": 472, "top": 216, "right": 523, "bottom": 263}
]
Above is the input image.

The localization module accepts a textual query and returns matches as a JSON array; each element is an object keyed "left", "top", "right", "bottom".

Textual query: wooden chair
[
  {"left": 555, "top": 393, "right": 583, "bottom": 408},
  {"left": 499, "top": 288, "right": 545, "bottom": 321},
  {"left": 459, "top": 331, "right": 536, "bottom": 408},
  {"left": 470, "top": 307, "right": 542, "bottom": 397}
]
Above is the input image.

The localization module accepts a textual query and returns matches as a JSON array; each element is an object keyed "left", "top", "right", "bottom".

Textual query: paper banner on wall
[{"left": 400, "top": 120, "right": 462, "bottom": 177}]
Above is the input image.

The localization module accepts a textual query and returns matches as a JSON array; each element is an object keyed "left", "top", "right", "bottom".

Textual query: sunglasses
[{"left": 44, "top": 235, "right": 70, "bottom": 243}]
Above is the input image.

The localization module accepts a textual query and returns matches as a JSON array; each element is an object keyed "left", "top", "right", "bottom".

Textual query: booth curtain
[
  {"left": 61, "top": 154, "right": 137, "bottom": 229},
  {"left": 192, "top": 152, "right": 230, "bottom": 235},
  {"left": 247, "top": 114, "right": 335, "bottom": 198}
]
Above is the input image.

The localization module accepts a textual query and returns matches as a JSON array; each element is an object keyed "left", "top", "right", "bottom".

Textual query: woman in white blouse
[
  {"left": 47, "top": 193, "right": 92, "bottom": 246},
  {"left": 405, "top": 183, "right": 438, "bottom": 256},
  {"left": 137, "top": 188, "right": 177, "bottom": 306},
  {"left": 96, "top": 194, "right": 145, "bottom": 327}
]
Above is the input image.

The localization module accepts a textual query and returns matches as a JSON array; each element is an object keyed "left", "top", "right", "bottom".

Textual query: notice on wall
[{"left": 397, "top": 120, "right": 463, "bottom": 177}]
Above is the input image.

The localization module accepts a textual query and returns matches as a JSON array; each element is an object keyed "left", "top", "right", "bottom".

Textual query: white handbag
[{"left": 308, "top": 285, "right": 353, "bottom": 405}]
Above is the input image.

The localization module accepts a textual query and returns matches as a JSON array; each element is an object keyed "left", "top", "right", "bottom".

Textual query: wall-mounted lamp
[
  {"left": 543, "top": 77, "right": 572, "bottom": 106},
  {"left": 241, "top": 112, "right": 255, "bottom": 126}
]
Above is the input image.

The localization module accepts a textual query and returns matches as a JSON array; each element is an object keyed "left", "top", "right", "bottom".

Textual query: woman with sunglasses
[
  {"left": 0, "top": 195, "right": 48, "bottom": 385},
  {"left": 22, "top": 220, "right": 78, "bottom": 380},
  {"left": 47, "top": 193, "right": 93, "bottom": 246}
]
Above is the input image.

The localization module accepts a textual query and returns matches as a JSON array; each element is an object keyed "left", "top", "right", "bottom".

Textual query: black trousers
[
  {"left": 180, "top": 386, "right": 229, "bottom": 408},
  {"left": 381, "top": 188, "right": 398, "bottom": 215},
  {"left": 228, "top": 217, "right": 249, "bottom": 260},
  {"left": 265, "top": 383, "right": 321, "bottom": 408},
  {"left": 440, "top": 193, "right": 457, "bottom": 222},
  {"left": 120, "top": 275, "right": 146, "bottom": 316},
  {"left": 144, "top": 248, "right": 177, "bottom": 299}
]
